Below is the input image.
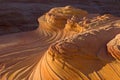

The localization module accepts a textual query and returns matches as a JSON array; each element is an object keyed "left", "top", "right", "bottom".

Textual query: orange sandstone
[{"left": 0, "top": 6, "right": 120, "bottom": 80}]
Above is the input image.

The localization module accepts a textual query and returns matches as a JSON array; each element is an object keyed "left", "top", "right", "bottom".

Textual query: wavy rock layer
[{"left": 0, "top": 6, "right": 120, "bottom": 80}]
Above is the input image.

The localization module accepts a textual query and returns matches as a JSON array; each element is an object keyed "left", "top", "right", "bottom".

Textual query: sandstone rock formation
[
  {"left": 44, "top": 6, "right": 88, "bottom": 30},
  {"left": 107, "top": 34, "right": 120, "bottom": 60},
  {"left": 65, "top": 14, "right": 117, "bottom": 32},
  {"left": 0, "top": 0, "right": 120, "bottom": 35},
  {"left": 0, "top": 6, "right": 120, "bottom": 80}
]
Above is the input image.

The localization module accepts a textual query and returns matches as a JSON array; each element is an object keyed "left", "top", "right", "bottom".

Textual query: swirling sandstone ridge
[{"left": 0, "top": 6, "right": 120, "bottom": 80}]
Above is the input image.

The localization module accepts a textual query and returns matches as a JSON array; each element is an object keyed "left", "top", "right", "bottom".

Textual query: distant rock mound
[{"left": 0, "top": 0, "right": 120, "bottom": 35}]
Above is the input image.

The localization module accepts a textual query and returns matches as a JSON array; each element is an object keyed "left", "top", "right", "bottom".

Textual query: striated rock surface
[{"left": 0, "top": 6, "right": 120, "bottom": 80}]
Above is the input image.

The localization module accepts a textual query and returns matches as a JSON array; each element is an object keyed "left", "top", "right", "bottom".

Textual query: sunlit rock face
[
  {"left": 38, "top": 24, "right": 120, "bottom": 80},
  {"left": 107, "top": 34, "right": 120, "bottom": 60},
  {"left": 42, "top": 6, "right": 88, "bottom": 30},
  {"left": 64, "top": 14, "right": 117, "bottom": 32},
  {"left": 0, "top": 6, "right": 120, "bottom": 80}
]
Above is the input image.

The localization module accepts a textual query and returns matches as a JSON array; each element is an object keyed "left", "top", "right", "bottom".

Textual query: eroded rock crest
[{"left": 40, "top": 6, "right": 88, "bottom": 30}]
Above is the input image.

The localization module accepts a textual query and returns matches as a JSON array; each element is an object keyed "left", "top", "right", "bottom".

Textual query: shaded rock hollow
[{"left": 0, "top": 6, "right": 120, "bottom": 80}]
